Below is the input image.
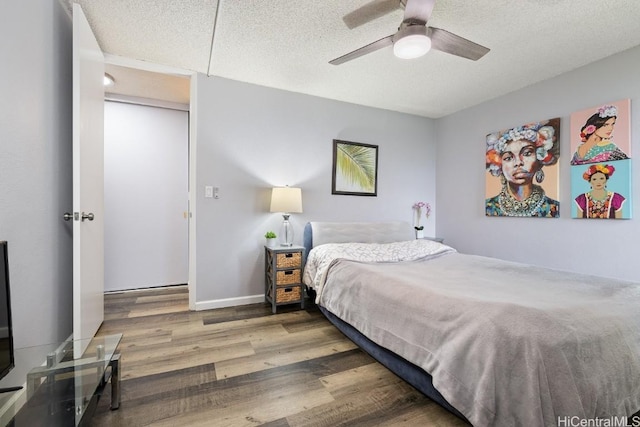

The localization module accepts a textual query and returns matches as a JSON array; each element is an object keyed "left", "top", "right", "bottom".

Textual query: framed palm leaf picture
[{"left": 332, "top": 139, "right": 378, "bottom": 196}]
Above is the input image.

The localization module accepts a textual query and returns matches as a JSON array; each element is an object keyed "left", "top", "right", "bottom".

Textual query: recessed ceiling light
[{"left": 104, "top": 73, "right": 115, "bottom": 87}]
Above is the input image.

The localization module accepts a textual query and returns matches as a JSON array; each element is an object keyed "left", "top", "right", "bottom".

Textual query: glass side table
[{"left": 0, "top": 333, "right": 122, "bottom": 427}]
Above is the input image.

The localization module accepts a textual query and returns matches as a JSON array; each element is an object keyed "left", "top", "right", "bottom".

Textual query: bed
[{"left": 302, "top": 221, "right": 640, "bottom": 427}]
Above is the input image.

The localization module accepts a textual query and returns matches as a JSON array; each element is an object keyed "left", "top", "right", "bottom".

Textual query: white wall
[
  {"left": 0, "top": 1, "right": 73, "bottom": 347},
  {"left": 194, "top": 76, "right": 436, "bottom": 306},
  {"left": 436, "top": 45, "right": 640, "bottom": 283},
  {"left": 104, "top": 101, "right": 189, "bottom": 291}
]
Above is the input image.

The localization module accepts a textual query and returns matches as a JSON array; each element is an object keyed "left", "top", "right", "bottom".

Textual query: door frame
[{"left": 103, "top": 54, "right": 198, "bottom": 310}]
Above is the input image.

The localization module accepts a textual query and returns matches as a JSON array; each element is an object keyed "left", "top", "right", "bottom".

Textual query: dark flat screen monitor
[{"left": 0, "top": 241, "right": 15, "bottom": 382}]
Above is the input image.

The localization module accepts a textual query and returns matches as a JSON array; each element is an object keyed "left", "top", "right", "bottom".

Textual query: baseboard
[
  {"left": 194, "top": 294, "right": 265, "bottom": 311},
  {"left": 104, "top": 283, "right": 187, "bottom": 294}
]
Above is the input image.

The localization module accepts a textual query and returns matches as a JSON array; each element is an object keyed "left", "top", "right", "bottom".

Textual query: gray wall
[
  {"left": 0, "top": 1, "right": 73, "bottom": 347},
  {"left": 436, "top": 45, "right": 640, "bottom": 283},
  {"left": 194, "top": 76, "right": 436, "bottom": 305}
]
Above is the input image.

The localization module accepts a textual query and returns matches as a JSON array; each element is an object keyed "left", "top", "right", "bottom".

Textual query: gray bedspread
[{"left": 319, "top": 252, "right": 640, "bottom": 427}]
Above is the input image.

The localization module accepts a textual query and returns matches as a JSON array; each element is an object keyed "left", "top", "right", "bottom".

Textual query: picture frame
[{"left": 332, "top": 139, "right": 378, "bottom": 196}]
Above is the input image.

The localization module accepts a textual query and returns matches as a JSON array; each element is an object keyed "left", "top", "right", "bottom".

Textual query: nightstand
[{"left": 264, "top": 245, "right": 305, "bottom": 314}]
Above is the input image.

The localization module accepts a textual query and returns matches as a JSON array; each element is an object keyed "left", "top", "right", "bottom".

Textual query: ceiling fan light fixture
[{"left": 393, "top": 26, "right": 431, "bottom": 59}]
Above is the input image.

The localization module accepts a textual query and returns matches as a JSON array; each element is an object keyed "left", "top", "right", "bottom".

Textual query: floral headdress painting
[
  {"left": 485, "top": 118, "right": 561, "bottom": 218},
  {"left": 569, "top": 99, "right": 631, "bottom": 166},
  {"left": 570, "top": 161, "right": 632, "bottom": 219}
]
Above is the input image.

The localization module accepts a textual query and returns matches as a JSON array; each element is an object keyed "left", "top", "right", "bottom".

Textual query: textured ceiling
[
  {"left": 104, "top": 63, "right": 190, "bottom": 106},
  {"left": 66, "top": 0, "right": 640, "bottom": 118}
]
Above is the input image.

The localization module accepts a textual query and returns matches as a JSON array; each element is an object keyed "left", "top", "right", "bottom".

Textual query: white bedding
[
  {"left": 302, "top": 238, "right": 456, "bottom": 301},
  {"left": 304, "top": 241, "right": 640, "bottom": 427}
]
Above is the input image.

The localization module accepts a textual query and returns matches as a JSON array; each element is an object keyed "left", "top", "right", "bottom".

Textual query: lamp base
[{"left": 280, "top": 214, "right": 294, "bottom": 247}]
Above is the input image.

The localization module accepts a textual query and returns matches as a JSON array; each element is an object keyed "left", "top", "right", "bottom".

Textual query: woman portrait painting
[
  {"left": 570, "top": 101, "right": 631, "bottom": 165},
  {"left": 573, "top": 162, "right": 630, "bottom": 219},
  {"left": 486, "top": 119, "right": 560, "bottom": 217}
]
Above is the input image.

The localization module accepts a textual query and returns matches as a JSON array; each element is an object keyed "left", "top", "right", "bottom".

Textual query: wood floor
[{"left": 90, "top": 286, "right": 468, "bottom": 427}]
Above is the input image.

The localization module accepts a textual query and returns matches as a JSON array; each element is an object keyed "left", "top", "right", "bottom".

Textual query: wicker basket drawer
[
  {"left": 276, "top": 286, "right": 301, "bottom": 303},
  {"left": 276, "top": 252, "right": 302, "bottom": 268},
  {"left": 276, "top": 269, "right": 301, "bottom": 285}
]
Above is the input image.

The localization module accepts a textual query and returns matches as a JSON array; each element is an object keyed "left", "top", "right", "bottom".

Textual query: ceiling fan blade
[
  {"left": 428, "top": 27, "right": 490, "bottom": 61},
  {"left": 403, "top": 0, "right": 436, "bottom": 24},
  {"left": 329, "top": 35, "right": 394, "bottom": 65},
  {"left": 343, "top": 0, "right": 401, "bottom": 29}
]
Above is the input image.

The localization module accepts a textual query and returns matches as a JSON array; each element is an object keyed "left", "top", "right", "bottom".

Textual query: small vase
[
  {"left": 266, "top": 238, "right": 277, "bottom": 248},
  {"left": 415, "top": 229, "right": 424, "bottom": 239}
]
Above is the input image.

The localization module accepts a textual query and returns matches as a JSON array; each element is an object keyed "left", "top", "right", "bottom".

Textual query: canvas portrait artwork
[
  {"left": 570, "top": 100, "right": 631, "bottom": 165},
  {"left": 570, "top": 99, "right": 632, "bottom": 219},
  {"left": 485, "top": 118, "right": 561, "bottom": 217},
  {"left": 571, "top": 162, "right": 631, "bottom": 219}
]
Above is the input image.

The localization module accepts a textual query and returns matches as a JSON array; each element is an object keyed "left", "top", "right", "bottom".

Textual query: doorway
[
  {"left": 104, "top": 101, "right": 189, "bottom": 291},
  {"left": 101, "top": 61, "right": 194, "bottom": 295}
]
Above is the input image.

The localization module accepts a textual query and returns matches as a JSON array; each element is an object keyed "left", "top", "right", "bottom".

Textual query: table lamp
[{"left": 270, "top": 187, "right": 303, "bottom": 247}]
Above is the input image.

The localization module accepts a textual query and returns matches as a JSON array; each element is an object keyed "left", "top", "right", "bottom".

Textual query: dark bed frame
[{"left": 319, "top": 305, "right": 467, "bottom": 421}]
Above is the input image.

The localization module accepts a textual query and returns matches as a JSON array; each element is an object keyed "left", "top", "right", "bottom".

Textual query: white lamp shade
[{"left": 270, "top": 187, "right": 303, "bottom": 213}]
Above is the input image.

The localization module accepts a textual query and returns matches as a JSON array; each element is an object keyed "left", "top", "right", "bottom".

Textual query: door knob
[
  {"left": 63, "top": 212, "right": 73, "bottom": 221},
  {"left": 81, "top": 212, "right": 94, "bottom": 221}
]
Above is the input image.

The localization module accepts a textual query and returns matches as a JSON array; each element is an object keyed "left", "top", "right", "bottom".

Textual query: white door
[{"left": 72, "top": 3, "right": 105, "bottom": 357}]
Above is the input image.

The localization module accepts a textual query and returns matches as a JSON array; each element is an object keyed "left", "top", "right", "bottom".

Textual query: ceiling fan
[{"left": 330, "top": 0, "right": 490, "bottom": 65}]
